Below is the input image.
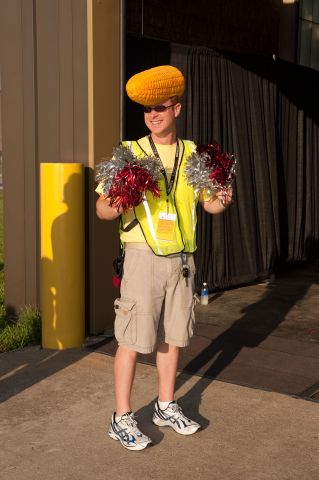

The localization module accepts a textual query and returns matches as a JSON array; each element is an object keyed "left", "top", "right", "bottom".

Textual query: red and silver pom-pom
[
  {"left": 185, "top": 143, "right": 237, "bottom": 194},
  {"left": 95, "top": 145, "right": 162, "bottom": 212}
]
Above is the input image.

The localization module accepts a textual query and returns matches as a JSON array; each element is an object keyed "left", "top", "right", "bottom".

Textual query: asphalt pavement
[{"left": 1, "top": 346, "right": 318, "bottom": 480}]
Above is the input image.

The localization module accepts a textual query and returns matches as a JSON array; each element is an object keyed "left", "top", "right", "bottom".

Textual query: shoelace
[
  {"left": 165, "top": 403, "right": 186, "bottom": 420},
  {"left": 118, "top": 413, "right": 148, "bottom": 441},
  {"left": 120, "top": 413, "right": 139, "bottom": 431},
  {"left": 173, "top": 405, "right": 193, "bottom": 424}
]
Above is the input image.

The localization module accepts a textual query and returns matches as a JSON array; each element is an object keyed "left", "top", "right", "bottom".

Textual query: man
[{"left": 96, "top": 66, "right": 232, "bottom": 451}]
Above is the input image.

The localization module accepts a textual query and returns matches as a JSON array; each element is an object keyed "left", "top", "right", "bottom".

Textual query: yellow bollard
[{"left": 40, "top": 163, "right": 85, "bottom": 349}]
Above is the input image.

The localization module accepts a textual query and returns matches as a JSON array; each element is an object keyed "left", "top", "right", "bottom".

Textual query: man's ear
[{"left": 174, "top": 102, "right": 182, "bottom": 118}]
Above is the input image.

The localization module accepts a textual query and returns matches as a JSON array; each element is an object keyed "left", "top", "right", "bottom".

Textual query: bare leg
[
  {"left": 156, "top": 342, "right": 179, "bottom": 401},
  {"left": 114, "top": 345, "right": 138, "bottom": 416}
]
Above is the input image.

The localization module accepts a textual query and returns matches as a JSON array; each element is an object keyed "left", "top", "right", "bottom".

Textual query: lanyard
[{"left": 148, "top": 135, "right": 180, "bottom": 196}]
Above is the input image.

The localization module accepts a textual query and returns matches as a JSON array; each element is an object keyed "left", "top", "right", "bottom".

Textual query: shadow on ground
[{"left": 89, "top": 261, "right": 319, "bottom": 444}]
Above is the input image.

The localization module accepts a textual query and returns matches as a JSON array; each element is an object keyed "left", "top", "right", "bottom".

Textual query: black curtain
[
  {"left": 276, "top": 63, "right": 319, "bottom": 262},
  {"left": 171, "top": 44, "right": 319, "bottom": 291}
]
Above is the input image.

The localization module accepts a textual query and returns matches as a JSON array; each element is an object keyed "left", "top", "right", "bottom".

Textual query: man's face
[{"left": 143, "top": 98, "right": 181, "bottom": 138}]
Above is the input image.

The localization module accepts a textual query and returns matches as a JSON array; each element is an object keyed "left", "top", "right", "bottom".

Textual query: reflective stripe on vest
[{"left": 121, "top": 138, "right": 198, "bottom": 256}]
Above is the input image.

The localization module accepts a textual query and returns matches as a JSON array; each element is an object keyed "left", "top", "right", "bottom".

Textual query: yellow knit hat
[{"left": 126, "top": 65, "right": 185, "bottom": 106}]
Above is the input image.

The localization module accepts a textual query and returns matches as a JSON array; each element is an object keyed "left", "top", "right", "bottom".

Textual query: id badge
[{"left": 157, "top": 212, "right": 176, "bottom": 241}]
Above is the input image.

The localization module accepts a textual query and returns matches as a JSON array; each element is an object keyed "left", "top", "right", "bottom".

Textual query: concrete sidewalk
[{"left": 1, "top": 347, "right": 318, "bottom": 480}]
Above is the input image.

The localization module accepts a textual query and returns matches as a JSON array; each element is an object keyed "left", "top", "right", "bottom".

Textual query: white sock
[{"left": 158, "top": 399, "right": 174, "bottom": 410}]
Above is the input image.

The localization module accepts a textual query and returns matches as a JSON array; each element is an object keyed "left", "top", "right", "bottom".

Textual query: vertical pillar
[
  {"left": 40, "top": 163, "right": 85, "bottom": 349},
  {"left": 87, "top": 0, "right": 121, "bottom": 333}
]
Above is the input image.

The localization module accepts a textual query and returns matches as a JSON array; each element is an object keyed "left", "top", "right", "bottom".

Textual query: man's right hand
[{"left": 96, "top": 195, "right": 123, "bottom": 220}]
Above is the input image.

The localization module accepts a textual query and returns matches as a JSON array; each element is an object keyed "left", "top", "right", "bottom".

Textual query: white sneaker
[
  {"left": 153, "top": 401, "right": 201, "bottom": 435},
  {"left": 108, "top": 412, "right": 152, "bottom": 451}
]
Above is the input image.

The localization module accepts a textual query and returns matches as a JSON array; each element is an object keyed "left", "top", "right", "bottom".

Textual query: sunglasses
[{"left": 143, "top": 103, "right": 177, "bottom": 113}]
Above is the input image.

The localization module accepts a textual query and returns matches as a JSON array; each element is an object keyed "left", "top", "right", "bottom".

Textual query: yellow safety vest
[{"left": 121, "top": 139, "right": 198, "bottom": 256}]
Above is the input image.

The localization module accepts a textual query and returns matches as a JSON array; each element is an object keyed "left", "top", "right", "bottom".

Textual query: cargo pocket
[{"left": 114, "top": 297, "right": 137, "bottom": 344}]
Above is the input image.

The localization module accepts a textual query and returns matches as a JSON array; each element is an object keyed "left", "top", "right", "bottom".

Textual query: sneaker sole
[
  {"left": 108, "top": 430, "right": 152, "bottom": 451},
  {"left": 152, "top": 415, "right": 200, "bottom": 435}
]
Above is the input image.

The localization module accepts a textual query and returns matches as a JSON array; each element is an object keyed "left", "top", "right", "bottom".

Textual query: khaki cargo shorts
[{"left": 114, "top": 243, "right": 196, "bottom": 354}]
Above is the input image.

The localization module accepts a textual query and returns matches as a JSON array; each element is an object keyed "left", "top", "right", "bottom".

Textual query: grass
[
  {"left": 0, "top": 192, "right": 41, "bottom": 352},
  {"left": 0, "top": 307, "right": 41, "bottom": 353}
]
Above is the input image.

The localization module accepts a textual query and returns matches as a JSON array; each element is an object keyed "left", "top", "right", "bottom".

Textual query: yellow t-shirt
[{"left": 95, "top": 136, "right": 214, "bottom": 243}]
